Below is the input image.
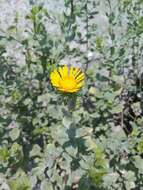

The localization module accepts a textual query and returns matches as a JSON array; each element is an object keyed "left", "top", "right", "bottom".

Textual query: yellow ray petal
[
  {"left": 76, "top": 82, "right": 84, "bottom": 88},
  {"left": 50, "top": 70, "right": 61, "bottom": 87},
  {"left": 74, "top": 68, "right": 81, "bottom": 77},
  {"left": 59, "top": 66, "right": 69, "bottom": 78},
  {"left": 58, "top": 87, "right": 79, "bottom": 93},
  {"left": 69, "top": 67, "right": 74, "bottom": 77},
  {"left": 75, "top": 73, "right": 85, "bottom": 82}
]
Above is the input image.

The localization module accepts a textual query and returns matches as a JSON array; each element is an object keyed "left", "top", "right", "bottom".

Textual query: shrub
[{"left": 0, "top": 0, "right": 143, "bottom": 189}]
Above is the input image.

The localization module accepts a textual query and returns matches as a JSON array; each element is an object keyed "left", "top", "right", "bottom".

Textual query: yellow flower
[{"left": 50, "top": 65, "right": 85, "bottom": 93}]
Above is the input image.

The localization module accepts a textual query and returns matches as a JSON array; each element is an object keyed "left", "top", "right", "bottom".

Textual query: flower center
[{"left": 60, "top": 77, "right": 76, "bottom": 90}]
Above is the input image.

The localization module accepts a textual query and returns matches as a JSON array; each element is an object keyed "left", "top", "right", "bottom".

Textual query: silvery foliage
[{"left": 0, "top": 0, "right": 143, "bottom": 189}]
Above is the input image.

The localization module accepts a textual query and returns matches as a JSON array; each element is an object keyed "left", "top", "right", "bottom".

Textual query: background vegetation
[{"left": 0, "top": 0, "right": 143, "bottom": 189}]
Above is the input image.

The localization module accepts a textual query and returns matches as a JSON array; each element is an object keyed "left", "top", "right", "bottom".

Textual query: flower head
[{"left": 50, "top": 65, "right": 84, "bottom": 93}]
